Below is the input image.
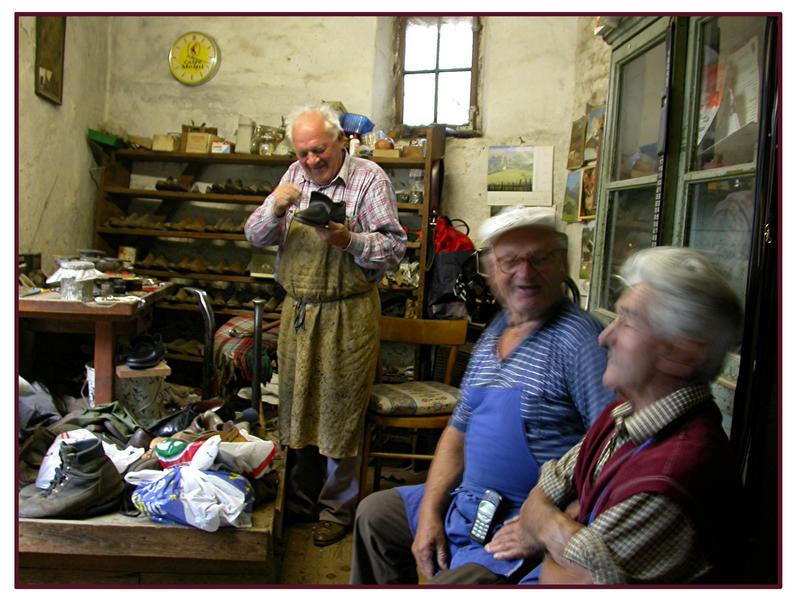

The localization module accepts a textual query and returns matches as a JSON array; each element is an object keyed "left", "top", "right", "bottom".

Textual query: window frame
[{"left": 394, "top": 16, "right": 481, "bottom": 132}]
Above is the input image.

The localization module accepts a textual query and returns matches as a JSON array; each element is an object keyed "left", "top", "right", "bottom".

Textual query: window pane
[
  {"left": 437, "top": 71, "right": 471, "bottom": 125},
  {"left": 439, "top": 17, "right": 473, "bottom": 69},
  {"left": 613, "top": 42, "right": 666, "bottom": 180},
  {"left": 686, "top": 177, "right": 755, "bottom": 307},
  {"left": 600, "top": 187, "right": 656, "bottom": 310},
  {"left": 693, "top": 17, "right": 765, "bottom": 170},
  {"left": 403, "top": 73, "right": 435, "bottom": 126},
  {"left": 405, "top": 18, "right": 438, "bottom": 71}
]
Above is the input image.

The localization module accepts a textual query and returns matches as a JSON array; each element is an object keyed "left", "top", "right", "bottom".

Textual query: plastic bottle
[
  {"left": 235, "top": 116, "right": 255, "bottom": 154},
  {"left": 349, "top": 135, "right": 360, "bottom": 156}
]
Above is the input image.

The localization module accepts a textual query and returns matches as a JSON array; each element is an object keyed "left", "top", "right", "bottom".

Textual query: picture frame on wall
[
  {"left": 579, "top": 165, "right": 597, "bottom": 220},
  {"left": 35, "top": 16, "right": 66, "bottom": 105},
  {"left": 583, "top": 104, "right": 605, "bottom": 163},
  {"left": 567, "top": 116, "right": 586, "bottom": 170},
  {"left": 562, "top": 169, "right": 582, "bottom": 223}
]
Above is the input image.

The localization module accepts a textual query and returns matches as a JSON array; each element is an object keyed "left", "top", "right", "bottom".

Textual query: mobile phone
[{"left": 469, "top": 489, "right": 503, "bottom": 544}]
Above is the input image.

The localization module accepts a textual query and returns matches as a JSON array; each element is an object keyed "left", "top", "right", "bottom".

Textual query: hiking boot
[{"left": 19, "top": 437, "right": 125, "bottom": 519}]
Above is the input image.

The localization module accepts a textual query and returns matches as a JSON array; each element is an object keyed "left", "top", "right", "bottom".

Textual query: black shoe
[
  {"left": 125, "top": 334, "right": 165, "bottom": 369},
  {"left": 293, "top": 191, "right": 346, "bottom": 228},
  {"left": 19, "top": 437, "right": 125, "bottom": 518},
  {"left": 312, "top": 521, "right": 350, "bottom": 547}
]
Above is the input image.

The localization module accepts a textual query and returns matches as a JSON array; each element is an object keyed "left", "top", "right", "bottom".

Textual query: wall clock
[{"left": 168, "top": 31, "right": 220, "bottom": 86}]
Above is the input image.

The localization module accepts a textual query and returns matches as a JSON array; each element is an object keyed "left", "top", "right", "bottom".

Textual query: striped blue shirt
[{"left": 451, "top": 299, "right": 614, "bottom": 466}]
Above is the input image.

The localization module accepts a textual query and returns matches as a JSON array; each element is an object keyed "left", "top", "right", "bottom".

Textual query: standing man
[
  {"left": 351, "top": 207, "right": 614, "bottom": 583},
  {"left": 486, "top": 246, "right": 744, "bottom": 583},
  {"left": 245, "top": 104, "right": 406, "bottom": 546}
]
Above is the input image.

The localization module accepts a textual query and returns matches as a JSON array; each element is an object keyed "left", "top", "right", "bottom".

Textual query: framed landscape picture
[
  {"left": 567, "top": 116, "right": 587, "bottom": 169},
  {"left": 562, "top": 169, "right": 581, "bottom": 223},
  {"left": 579, "top": 166, "right": 597, "bottom": 220},
  {"left": 35, "top": 16, "right": 66, "bottom": 105}
]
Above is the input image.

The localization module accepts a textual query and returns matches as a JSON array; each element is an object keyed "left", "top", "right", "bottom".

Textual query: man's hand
[
  {"left": 484, "top": 515, "right": 541, "bottom": 561},
  {"left": 411, "top": 512, "right": 449, "bottom": 579},
  {"left": 271, "top": 183, "right": 302, "bottom": 217},
  {"left": 315, "top": 221, "right": 351, "bottom": 249}
]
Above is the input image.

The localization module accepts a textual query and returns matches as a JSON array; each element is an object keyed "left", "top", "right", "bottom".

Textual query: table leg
[{"left": 93, "top": 321, "right": 115, "bottom": 405}]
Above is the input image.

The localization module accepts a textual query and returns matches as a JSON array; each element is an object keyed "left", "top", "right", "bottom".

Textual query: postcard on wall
[
  {"left": 562, "top": 169, "right": 582, "bottom": 223},
  {"left": 487, "top": 145, "right": 553, "bottom": 206},
  {"left": 583, "top": 105, "right": 605, "bottom": 163},
  {"left": 567, "top": 116, "right": 587, "bottom": 170},
  {"left": 35, "top": 16, "right": 66, "bottom": 105},
  {"left": 579, "top": 166, "right": 597, "bottom": 220}
]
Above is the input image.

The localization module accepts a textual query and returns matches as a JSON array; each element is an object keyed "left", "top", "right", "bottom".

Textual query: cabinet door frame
[{"left": 588, "top": 16, "right": 672, "bottom": 324}]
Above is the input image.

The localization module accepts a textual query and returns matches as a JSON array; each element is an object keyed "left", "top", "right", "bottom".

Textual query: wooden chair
[{"left": 358, "top": 316, "right": 469, "bottom": 501}]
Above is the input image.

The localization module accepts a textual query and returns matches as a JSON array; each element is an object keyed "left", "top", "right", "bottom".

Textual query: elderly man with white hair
[
  {"left": 245, "top": 104, "right": 406, "bottom": 546},
  {"left": 486, "top": 246, "right": 744, "bottom": 584},
  {"left": 350, "top": 206, "right": 614, "bottom": 584}
]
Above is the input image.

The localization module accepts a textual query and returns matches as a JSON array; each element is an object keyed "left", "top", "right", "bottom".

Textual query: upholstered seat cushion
[{"left": 369, "top": 380, "right": 460, "bottom": 416}]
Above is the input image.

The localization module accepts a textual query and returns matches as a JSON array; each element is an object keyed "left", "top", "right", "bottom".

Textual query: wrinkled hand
[
  {"left": 411, "top": 514, "right": 449, "bottom": 579},
  {"left": 315, "top": 221, "right": 352, "bottom": 249},
  {"left": 484, "top": 515, "right": 540, "bottom": 561},
  {"left": 271, "top": 183, "right": 302, "bottom": 217}
]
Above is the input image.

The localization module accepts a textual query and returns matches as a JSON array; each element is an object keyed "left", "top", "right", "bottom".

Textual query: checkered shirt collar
[{"left": 611, "top": 384, "right": 713, "bottom": 444}]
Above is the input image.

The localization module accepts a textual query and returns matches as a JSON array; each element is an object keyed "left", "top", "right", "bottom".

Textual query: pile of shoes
[
  {"left": 134, "top": 254, "right": 249, "bottom": 275},
  {"left": 106, "top": 213, "right": 168, "bottom": 230},
  {"left": 165, "top": 216, "right": 207, "bottom": 232},
  {"left": 154, "top": 175, "right": 195, "bottom": 192},
  {"left": 125, "top": 334, "right": 165, "bottom": 369},
  {"left": 207, "top": 179, "right": 273, "bottom": 196}
]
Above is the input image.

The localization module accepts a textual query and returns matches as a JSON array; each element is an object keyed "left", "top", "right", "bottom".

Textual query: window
[{"left": 397, "top": 16, "right": 480, "bottom": 129}]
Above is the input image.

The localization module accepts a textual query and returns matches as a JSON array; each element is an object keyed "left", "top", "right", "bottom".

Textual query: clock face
[{"left": 168, "top": 32, "right": 220, "bottom": 86}]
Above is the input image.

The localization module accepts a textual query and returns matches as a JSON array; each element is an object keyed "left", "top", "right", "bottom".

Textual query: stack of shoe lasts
[
  {"left": 125, "top": 334, "right": 165, "bottom": 369},
  {"left": 293, "top": 190, "right": 346, "bottom": 228},
  {"left": 19, "top": 437, "right": 125, "bottom": 518}
]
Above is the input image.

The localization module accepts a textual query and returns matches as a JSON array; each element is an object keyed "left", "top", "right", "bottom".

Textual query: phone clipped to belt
[{"left": 469, "top": 489, "right": 503, "bottom": 545}]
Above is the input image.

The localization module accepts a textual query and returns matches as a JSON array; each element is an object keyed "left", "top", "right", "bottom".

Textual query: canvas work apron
[
  {"left": 396, "top": 386, "right": 541, "bottom": 577},
  {"left": 276, "top": 218, "right": 380, "bottom": 459}
]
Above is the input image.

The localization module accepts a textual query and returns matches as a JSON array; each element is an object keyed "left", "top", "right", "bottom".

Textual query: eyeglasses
[
  {"left": 296, "top": 143, "right": 331, "bottom": 160},
  {"left": 494, "top": 250, "right": 560, "bottom": 274}
]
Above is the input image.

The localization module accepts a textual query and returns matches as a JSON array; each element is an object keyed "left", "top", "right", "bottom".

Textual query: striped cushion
[{"left": 370, "top": 381, "right": 460, "bottom": 416}]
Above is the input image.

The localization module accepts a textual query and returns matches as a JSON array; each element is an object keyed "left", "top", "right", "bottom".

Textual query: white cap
[{"left": 478, "top": 206, "right": 557, "bottom": 247}]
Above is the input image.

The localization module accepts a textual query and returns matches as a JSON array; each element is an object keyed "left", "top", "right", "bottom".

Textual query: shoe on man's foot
[{"left": 312, "top": 521, "right": 350, "bottom": 547}]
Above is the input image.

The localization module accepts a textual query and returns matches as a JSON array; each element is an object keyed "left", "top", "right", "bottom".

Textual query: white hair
[
  {"left": 285, "top": 104, "right": 343, "bottom": 145},
  {"left": 620, "top": 246, "right": 743, "bottom": 381}
]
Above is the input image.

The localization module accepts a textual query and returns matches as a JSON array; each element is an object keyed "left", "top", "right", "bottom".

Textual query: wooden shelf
[
  {"left": 103, "top": 186, "right": 266, "bottom": 205},
  {"left": 135, "top": 269, "right": 257, "bottom": 283},
  {"left": 97, "top": 226, "right": 245, "bottom": 241},
  {"left": 114, "top": 148, "right": 428, "bottom": 169},
  {"left": 164, "top": 352, "right": 203, "bottom": 363},
  {"left": 158, "top": 303, "right": 281, "bottom": 319}
]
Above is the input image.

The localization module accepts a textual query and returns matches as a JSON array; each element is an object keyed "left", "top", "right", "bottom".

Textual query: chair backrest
[{"left": 378, "top": 316, "right": 469, "bottom": 385}]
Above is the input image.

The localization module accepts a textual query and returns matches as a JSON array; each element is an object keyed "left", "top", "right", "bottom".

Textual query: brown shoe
[{"left": 312, "top": 521, "right": 350, "bottom": 547}]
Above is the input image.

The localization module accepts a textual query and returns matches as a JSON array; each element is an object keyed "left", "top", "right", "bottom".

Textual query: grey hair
[
  {"left": 620, "top": 246, "right": 743, "bottom": 381},
  {"left": 285, "top": 104, "right": 343, "bottom": 145}
]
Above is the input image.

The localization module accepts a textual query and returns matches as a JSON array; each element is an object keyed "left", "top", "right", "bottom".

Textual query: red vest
[{"left": 573, "top": 398, "right": 742, "bottom": 582}]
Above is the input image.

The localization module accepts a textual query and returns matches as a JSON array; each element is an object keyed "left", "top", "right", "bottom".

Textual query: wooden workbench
[
  {"left": 17, "top": 456, "right": 285, "bottom": 585},
  {"left": 18, "top": 284, "right": 173, "bottom": 406}
]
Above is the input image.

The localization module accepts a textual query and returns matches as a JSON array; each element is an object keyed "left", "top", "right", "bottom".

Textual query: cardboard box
[
  {"left": 372, "top": 148, "right": 401, "bottom": 158},
  {"left": 401, "top": 146, "right": 424, "bottom": 159},
  {"left": 152, "top": 134, "right": 179, "bottom": 152},
  {"left": 211, "top": 141, "right": 232, "bottom": 154},
  {"left": 185, "top": 132, "right": 222, "bottom": 154}
]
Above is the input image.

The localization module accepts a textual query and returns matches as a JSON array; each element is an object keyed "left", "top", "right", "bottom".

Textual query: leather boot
[{"left": 19, "top": 437, "right": 125, "bottom": 518}]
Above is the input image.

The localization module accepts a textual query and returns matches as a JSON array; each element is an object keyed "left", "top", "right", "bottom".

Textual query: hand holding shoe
[
  {"left": 315, "top": 221, "right": 352, "bottom": 249},
  {"left": 271, "top": 184, "right": 302, "bottom": 218}
]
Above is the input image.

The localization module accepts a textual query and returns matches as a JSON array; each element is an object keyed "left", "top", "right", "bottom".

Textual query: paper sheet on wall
[{"left": 487, "top": 145, "right": 553, "bottom": 206}]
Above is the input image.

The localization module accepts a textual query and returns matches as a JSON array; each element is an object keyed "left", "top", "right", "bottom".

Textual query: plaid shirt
[
  {"left": 244, "top": 152, "right": 406, "bottom": 283},
  {"left": 536, "top": 385, "right": 716, "bottom": 583}
]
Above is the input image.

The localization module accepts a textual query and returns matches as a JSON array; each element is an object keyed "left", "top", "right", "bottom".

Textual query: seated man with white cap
[{"left": 350, "top": 206, "right": 615, "bottom": 584}]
